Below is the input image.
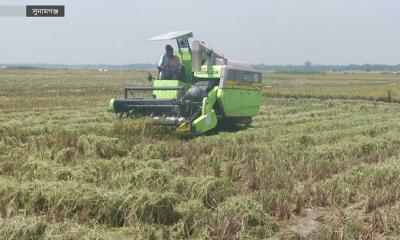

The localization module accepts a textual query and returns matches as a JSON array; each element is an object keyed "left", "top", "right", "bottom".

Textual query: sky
[{"left": 0, "top": 0, "right": 399, "bottom": 65}]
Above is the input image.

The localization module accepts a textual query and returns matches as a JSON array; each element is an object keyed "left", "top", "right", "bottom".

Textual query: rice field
[{"left": 1, "top": 70, "right": 400, "bottom": 239}]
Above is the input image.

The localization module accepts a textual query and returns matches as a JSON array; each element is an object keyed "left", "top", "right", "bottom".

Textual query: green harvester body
[{"left": 109, "top": 31, "right": 262, "bottom": 135}]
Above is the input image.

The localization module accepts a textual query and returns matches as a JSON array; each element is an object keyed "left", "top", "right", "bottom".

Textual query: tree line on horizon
[
  {"left": 253, "top": 64, "right": 400, "bottom": 73},
  {"left": 2, "top": 63, "right": 400, "bottom": 73}
]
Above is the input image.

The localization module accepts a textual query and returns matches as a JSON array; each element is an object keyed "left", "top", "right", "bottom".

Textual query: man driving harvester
[{"left": 158, "top": 44, "right": 182, "bottom": 80}]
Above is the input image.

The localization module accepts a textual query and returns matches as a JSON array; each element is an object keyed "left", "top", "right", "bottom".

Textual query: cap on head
[{"left": 165, "top": 44, "right": 173, "bottom": 52}]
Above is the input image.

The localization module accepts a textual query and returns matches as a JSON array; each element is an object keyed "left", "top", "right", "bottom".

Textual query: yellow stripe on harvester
[
  {"left": 176, "top": 122, "right": 191, "bottom": 134},
  {"left": 223, "top": 80, "right": 263, "bottom": 90}
]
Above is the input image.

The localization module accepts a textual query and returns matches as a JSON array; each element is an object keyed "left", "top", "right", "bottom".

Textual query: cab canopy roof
[{"left": 149, "top": 31, "right": 193, "bottom": 41}]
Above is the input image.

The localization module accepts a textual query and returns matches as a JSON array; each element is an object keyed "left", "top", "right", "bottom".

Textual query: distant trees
[
  {"left": 3, "top": 63, "right": 400, "bottom": 73},
  {"left": 253, "top": 64, "right": 400, "bottom": 73}
]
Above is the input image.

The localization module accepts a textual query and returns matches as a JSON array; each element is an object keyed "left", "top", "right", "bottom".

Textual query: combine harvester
[{"left": 109, "top": 31, "right": 262, "bottom": 135}]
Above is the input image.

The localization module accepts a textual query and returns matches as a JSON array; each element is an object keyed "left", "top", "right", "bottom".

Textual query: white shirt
[{"left": 158, "top": 54, "right": 167, "bottom": 68}]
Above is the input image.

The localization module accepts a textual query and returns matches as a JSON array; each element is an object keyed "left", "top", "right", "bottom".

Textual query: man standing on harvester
[{"left": 158, "top": 44, "right": 182, "bottom": 79}]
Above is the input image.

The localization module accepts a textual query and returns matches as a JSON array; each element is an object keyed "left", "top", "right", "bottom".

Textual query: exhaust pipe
[{"left": 192, "top": 41, "right": 202, "bottom": 72}]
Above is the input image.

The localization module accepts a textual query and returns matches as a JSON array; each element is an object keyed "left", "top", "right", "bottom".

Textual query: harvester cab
[{"left": 109, "top": 31, "right": 263, "bottom": 135}]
